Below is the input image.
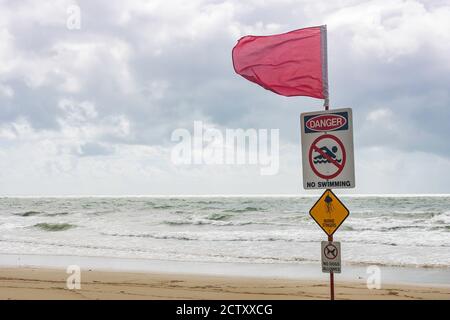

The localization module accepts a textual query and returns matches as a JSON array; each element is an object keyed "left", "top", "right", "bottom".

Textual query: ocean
[{"left": 0, "top": 195, "right": 449, "bottom": 270}]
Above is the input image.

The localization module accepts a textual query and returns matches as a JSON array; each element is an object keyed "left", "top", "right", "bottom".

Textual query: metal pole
[
  {"left": 324, "top": 28, "right": 331, "bottom": 297},
  {"left": 328, "top": 234, "right": 334, "bottom": 300},
  {"left": 325, "top": 62, "right": 332, "bottom": 299}
]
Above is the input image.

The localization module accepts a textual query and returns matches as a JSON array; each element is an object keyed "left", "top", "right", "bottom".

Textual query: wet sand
[{"left": 0, "top": 267, "right": 449, "bottom": 300}]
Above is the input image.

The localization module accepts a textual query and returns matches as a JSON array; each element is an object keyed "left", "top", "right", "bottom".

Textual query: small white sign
[
  {"left": 300, "top": 108, "right": 355, "bottom": 189},
  {"left": 321, "top": 241, "right": 341, "bottom": 273}
]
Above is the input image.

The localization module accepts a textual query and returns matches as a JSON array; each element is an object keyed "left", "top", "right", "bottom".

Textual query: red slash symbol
[{"left": 308, "top": 134, "right": 346, "bottom": 180}]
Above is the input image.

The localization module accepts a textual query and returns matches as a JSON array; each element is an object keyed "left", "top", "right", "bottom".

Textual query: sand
[{"left": 0, "top": 267, "right": 449, "bottom": 300}]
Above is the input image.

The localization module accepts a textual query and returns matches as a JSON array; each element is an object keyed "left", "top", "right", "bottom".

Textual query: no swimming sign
[{"left": 300, "top": 108, "right": 355, "bottom": 189}]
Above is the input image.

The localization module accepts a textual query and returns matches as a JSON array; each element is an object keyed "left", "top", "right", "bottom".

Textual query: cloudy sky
[{"left": 0, "top": 0, "right": 449, "bottom": 195}]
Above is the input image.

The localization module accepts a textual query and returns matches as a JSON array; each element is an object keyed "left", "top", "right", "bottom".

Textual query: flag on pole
[{"left": 232, "top": 25, "right": 328, "bottom": 104}]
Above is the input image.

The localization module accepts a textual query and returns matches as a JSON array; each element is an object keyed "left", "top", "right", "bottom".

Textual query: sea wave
[
  {"left": 224, "top": 206, "right": 265, "bottom": 213},
  {"left": 33, "top": 223, "right": 76, "bottom": 231},
  {"left": 45, "top": 212, "right": 71, "bottom": 217},
  {"left": 103, "top": 231, "right": 316, "bottom": 243},
  {"left": 1, "top": 237, "right": 447, "bottom": 269},
  {"left": 101, "top": 229, "right": 450, "bottom": 248},
  {"left": 429, "top": 226, "right": 450, "bottom": 231},
  {"left": 161, "top": 218, "right": 296, "bottom": 227},
  {"left": 15, "top": 211, "right": 41, "bottom": 217},
  {"left": 153, "top": 205, "right": 175, "bottom": 209},
  {"left": 207, "top": 213, "right": 232, "bottom": 221},
  {"left": 430, "top": 211, "right": 450, "bottom": 224},
  {"left": 196, "top": 200, "right": 224, "bottom": 205},
  {"left": 162, "top": 219, "right": 252, "bottom": 227}
]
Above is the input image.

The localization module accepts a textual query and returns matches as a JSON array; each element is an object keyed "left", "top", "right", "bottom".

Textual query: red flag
[{"left": 232, "top": 25, "right": 328, "bottom": 102}]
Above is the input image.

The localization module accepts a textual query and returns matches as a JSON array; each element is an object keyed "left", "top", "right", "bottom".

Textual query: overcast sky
[{"left": 0, "top": 0, "right": 449, "bottom": 195}]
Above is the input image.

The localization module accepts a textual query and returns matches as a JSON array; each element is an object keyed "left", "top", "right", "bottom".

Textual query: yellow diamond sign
[{"left": 309, "top": 189, "right": 349, "bottom": 236}]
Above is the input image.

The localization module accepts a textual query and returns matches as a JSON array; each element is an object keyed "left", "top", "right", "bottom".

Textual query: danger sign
[{"left": 301, "top": 108, "right": 355, "bottom": 189}]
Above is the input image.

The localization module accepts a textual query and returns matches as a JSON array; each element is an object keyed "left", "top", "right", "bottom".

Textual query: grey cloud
[
  {"left": 0, "top": 0, "right": 449, "bottom": 195},
  {"left": 1, "top": 1, "right": 449, "bottom": 153},
  {"left": 79, "top": 142, "right": 114, "bottom": 157}
]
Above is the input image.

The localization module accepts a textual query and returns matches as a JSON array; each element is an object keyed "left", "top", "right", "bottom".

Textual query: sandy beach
[{"left": 0, "top": 267, "right": 449, "bottom": 300}]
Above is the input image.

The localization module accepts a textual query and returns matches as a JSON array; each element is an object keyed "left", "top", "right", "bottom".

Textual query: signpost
[
  {"left": 301, "top": 109, "right": 355, "bottom": 300},
  {"left": 232, "top": 24, "right": 354, "bottom": 301}
]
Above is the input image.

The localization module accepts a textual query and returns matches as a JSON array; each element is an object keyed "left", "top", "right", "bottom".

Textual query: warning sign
[
  {"left": 309, "top": 189, "right": 349, "bottom": 236},
  {"left": 321, "top": 241, "right": 341, "bottom": 273},
  {"left": 300, "top": 108, "right": 355, "bottom": 189}
]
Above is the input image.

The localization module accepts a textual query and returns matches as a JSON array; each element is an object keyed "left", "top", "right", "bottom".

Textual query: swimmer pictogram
[{"left": 308, "top": 134, "right": 346, "bottom": 180}]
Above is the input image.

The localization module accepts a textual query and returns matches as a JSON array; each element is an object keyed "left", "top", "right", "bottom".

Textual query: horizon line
[{"left": 1, "top": 193, "right": 449, "bottom": 198}]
